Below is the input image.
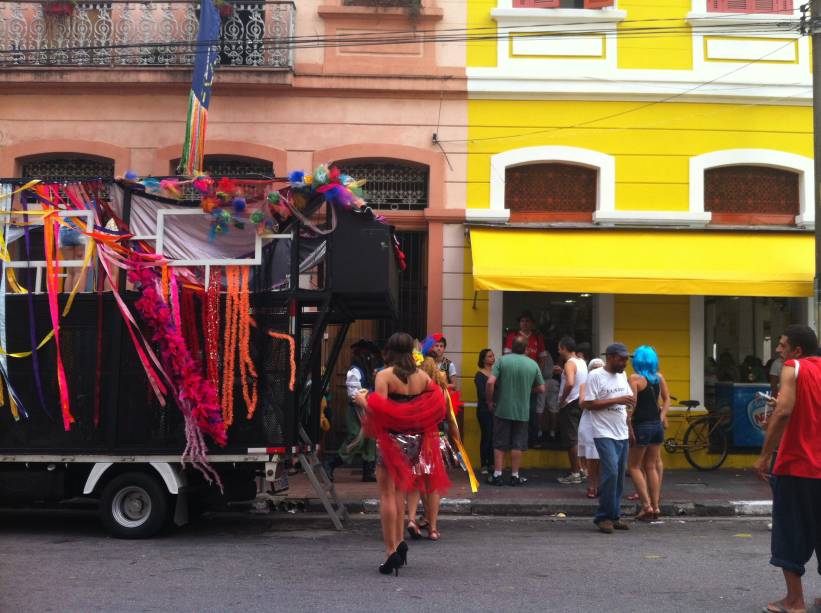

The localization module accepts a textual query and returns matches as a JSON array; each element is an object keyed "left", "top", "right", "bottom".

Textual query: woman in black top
[
  {"left": 474, "top": 348, "right": 496, "bottom": 473},
  {"left": 628, "top": 345, "right": 671, "bottom": 521}
]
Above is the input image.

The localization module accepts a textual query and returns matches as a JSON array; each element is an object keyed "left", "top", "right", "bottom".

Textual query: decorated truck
[{"left": 0, "top": 170, "right": 400, "bottom": 537}]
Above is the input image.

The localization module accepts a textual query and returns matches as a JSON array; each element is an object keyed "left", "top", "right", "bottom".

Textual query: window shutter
[
  {"left": 513, "top": 0, "right": 560, "bottom": 7},
  {"left": 752, "top": 0, "right": 775, "bottom": 12},
  {"left": 584, "top": 0, "right": 615, "bottom": 8},
  {"left": 707, "top": 0, "right": 729, "bottom": 11},
  {"left": 708, "top": 0, "right": 781, "bottom": 11}
]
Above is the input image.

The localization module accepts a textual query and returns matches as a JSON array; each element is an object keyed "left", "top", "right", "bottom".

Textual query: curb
[{"left": 299, "top": 497, "right": 772, "bottom": 518}]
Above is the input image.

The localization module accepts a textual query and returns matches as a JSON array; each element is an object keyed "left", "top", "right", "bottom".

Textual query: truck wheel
[{"left": 100, "top": 472, "right": 169, "bottom": 539}]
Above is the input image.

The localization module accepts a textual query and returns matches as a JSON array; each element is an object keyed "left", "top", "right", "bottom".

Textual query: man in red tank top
[{"left": 754, "top": 325, "right": 821, "bottom": 613}]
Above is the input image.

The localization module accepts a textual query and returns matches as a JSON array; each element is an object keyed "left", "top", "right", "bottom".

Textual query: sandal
[
  {"left": 626, "top": 492, "right": 640, "bottom": 501},
  {"left": 427, "top": 528, "right": 440, "bottom": 541},
  {"left": 586, "top": 487, "right": 597, "bottom": 499},
  {"left": 407, "top": 520, "right": 422, "bottom": 540},
  {"left": 417, "top": 517, "right": 430, "bottom": 531},
  {"left": 762, "top": 603, "right": 806, "bottom": 613},
  {"left": 635, "top": 507, "right": 655, "bottom": 522}
]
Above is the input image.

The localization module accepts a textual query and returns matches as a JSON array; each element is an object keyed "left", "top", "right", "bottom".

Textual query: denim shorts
[
  {"left": 633, "top": 420, "right": 664, "bottom": 447},
  {"left": 771, "top": 475, "right": 821, "bottom": 577}
]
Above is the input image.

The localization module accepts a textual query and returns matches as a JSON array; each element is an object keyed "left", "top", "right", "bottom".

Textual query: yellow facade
[{"left": 458, "top": 0, "right": 812, "bottom": 470}]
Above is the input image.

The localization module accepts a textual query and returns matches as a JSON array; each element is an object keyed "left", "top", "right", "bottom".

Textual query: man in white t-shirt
[{"left": 582, "top": 342, "right": 636, "bottom": 534}]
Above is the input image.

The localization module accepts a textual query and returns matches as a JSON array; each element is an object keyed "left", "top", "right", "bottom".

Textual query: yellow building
[{"left": 449, "top": 0, "right": 813, "bottom": 469}]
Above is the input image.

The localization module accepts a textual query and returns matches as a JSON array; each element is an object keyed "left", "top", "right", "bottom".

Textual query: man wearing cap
[
  {"left": 324, "top": 339, "right": 378, "bottom": 482},
  {"left": 581, "top": 343, "right": 636, "bottom": 533}
]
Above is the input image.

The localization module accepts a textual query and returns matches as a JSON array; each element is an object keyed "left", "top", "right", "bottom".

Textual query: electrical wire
[
  {"left": 437, "top": 38, "right": 803, "bottom": 145},
  {"left": 0, "top": 12, "right": 802, "bottom": 58}
]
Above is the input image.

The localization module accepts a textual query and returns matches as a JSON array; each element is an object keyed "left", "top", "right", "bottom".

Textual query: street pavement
[{"left": 2, "top": 512, "right": 818, "bottom": 613}]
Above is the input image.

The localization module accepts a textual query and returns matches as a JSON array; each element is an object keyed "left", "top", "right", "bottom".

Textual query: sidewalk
[{"left": 285, "top": 467, "right": 774, "bottom": 517}]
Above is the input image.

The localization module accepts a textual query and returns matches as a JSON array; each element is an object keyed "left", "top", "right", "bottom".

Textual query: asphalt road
[{"left": 1, "top": 512, "right": 818, "bottom": 613}]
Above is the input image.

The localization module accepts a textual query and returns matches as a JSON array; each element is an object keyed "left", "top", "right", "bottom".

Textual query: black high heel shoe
[
  {"left": 378, "top": 552, "right": 402, "bottom": 576},
  {"left": 396, "top": 540, "right": 408, "bottom": 567}
]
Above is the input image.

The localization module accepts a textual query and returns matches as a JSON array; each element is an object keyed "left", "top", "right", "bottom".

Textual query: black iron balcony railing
[{"left": 0, "top": 1, "right": 294, "bottom": 69}]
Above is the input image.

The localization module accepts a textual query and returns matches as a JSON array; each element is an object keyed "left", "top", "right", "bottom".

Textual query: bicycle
[{"left": 662, "top": 398, "right": 731, "bottom": 470}]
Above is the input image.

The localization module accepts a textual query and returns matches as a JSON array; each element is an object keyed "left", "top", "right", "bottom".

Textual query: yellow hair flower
[
  {"left": 304, "top": 175, "right": 313, "bottom": 185},
  {"left": 413, "top": 349, "right": 424, "bottom": 367}
]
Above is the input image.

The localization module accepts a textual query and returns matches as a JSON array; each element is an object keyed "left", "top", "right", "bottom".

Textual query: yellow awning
[{"left": 470, "top": 227, "right": 814, "bottom": 297}]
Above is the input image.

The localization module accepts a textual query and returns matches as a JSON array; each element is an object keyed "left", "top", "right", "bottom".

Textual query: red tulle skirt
[{"left": 365, "top": 385, "right": 451, "bottom": 494}]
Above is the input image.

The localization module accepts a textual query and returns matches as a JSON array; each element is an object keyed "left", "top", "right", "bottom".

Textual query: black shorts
[
  {"left": 493, "top": 416, "right": 529, "bottom": 452},
  {"left": 559, "top": 400, "right": 581, "bottom": 448},
  {"left": 770, "top": 475, "right": 821, "bottom": 577}
]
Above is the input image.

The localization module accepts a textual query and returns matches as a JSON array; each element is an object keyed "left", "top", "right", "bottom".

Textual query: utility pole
[{"left": 812, "top": 0, "right": 821, "bottom": 331}]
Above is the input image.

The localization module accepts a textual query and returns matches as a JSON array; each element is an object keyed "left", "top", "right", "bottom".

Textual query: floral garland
[{"left": 129, "top": 265, "right": 227, "bottom": 485}]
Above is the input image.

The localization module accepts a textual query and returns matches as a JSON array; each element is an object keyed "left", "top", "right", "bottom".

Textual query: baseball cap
[{"left": 604, "top": 342, "right": 630, "bottom": 357}]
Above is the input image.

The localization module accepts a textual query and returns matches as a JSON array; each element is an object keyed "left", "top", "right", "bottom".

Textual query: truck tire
[{"left": 100, "top": 472, "right": 169, "bottom": 539}]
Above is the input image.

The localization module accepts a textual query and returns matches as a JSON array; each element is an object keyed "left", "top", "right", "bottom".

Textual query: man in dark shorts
[
  {"left": 486, "top": 337, "right": 545, "bottom": 486},
  {"left": 556, "top": 336, "right": 588, "bottom": 485},
  {"left": 754, "top": 325, "right": 821, "bottom": 613}
]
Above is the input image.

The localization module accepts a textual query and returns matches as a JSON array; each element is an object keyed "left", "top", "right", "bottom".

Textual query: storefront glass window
[{"left": 704, "top": 296, "right": 807, "bottom": 409}]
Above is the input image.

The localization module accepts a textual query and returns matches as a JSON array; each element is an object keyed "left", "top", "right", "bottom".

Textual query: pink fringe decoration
[{"left": 129, "top": 265, "right": 227, "bottom": 487}]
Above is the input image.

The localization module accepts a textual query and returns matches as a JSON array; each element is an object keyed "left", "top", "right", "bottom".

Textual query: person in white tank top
[{"left": 557, "top": 337, "right": 588, "bottom": 484}]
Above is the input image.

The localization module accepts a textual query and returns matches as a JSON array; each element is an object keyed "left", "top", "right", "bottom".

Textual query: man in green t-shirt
[{"left": 486, "top": 337, "right": 545, "bottom": 486}]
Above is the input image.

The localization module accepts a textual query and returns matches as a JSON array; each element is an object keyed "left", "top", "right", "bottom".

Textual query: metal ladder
[{"left": 296, "top": 425, "right": 348, "bottom": 530}]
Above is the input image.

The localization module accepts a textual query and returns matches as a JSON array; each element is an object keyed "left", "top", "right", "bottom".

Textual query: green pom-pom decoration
[
  {"left": 267, "top": 192, "right": 280, "bottom": 204},
  {"left": 250, "top": 211, "right": 264, "bottom": 224}
]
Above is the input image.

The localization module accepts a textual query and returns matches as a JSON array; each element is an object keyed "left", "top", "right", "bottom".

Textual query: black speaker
[{"left": 329, "top": 209, "right": 399, "bottom": 320}]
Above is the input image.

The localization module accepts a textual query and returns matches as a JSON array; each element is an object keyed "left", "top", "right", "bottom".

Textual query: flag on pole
[{"left": 178, "top": 0, "right": 221, "bottom": 176}]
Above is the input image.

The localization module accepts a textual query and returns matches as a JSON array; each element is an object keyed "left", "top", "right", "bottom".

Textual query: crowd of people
[
  {"left": 476, "top": 328, "right": 669, "bottom": 533},
  {"left": 324, "top": 319, "right": 820, "bottom": 606}
]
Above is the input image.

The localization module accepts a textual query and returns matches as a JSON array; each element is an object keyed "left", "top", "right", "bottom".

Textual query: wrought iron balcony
[{"left": 0, "top": 1, "right": 294, "bottom": 69}]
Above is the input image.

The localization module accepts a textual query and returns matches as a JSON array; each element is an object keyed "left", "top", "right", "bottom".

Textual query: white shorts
[
  {"left": 577, "top": 411, "right": 599, "bottom": 460},
  {"left": 534, "top": 389, "right": 546, "bottom": 415},
  {"left": 545, "top": 380, "right": 560, "bottom": 415}
]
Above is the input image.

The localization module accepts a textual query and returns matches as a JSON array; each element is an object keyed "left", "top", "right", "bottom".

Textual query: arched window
[
  {"left": 705, "top": 165, "right": 799, "bottom": 224},
  {"left": 333, "top": 160, "right": 429, "bottom": 211},
  {"left": 20, "top": 155, "right": 114, "bottom": 179},
  {"left": 505, "top": 163, "right": 597, "bottom": 217},
  {"left": 169, "top": 155, "right": 274, "bottom": 177}
]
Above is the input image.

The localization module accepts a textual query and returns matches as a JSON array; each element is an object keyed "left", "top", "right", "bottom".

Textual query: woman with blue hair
[{"left": 628, "top": 345, "right": 671, "bottom": 521}]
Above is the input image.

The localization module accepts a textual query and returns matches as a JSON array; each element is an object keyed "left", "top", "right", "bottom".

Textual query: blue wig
[{"left": 632, "top": 345, "right": 659, "bottom": 384}]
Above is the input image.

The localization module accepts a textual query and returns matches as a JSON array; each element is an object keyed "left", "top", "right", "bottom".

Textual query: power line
[
  {"left": 0, "top": 15, "right": 801, "bottom": 58},
  {"left": 437, "top": 39, "right": 802, "bottom": 145}
]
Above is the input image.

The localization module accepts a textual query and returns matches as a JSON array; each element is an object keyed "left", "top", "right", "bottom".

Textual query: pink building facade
[{"left": 0, "top": 0, "right": 468, "bottom": 339}]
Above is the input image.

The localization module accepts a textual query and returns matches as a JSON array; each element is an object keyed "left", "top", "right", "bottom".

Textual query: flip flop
[{"left": 763, "top": 603, "right": 806, "bottom": 613}]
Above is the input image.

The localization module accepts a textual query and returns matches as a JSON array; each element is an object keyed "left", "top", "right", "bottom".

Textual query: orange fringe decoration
[
  {"left": 221, "top": 266, "right": 258, "bottom": 426},
  {"left": 267, "top": 331, "right": 295, "bottom": 392},
  {"left": 238, "top": 266, "right": 258, "bottom": 419}
]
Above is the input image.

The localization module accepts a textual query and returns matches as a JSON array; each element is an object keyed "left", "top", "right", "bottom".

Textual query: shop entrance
[
  {"left": 704, "top": 296, "right": 808, "bottom": 449},
  {"left": 501, "top": 292, "right": 595, "bottom": 450},
  {"left": 502, "top": 291, "right": 595, "bottom": 361}
]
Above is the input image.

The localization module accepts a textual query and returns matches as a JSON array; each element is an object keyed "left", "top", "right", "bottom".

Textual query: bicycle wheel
[{"left": 683, "top": 417, "right": 729, "bottom": 471}]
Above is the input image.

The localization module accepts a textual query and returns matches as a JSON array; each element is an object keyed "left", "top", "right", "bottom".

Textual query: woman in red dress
[{"left": 354, "top": 332, "right": 450, "bottom": 576}]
